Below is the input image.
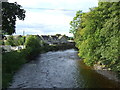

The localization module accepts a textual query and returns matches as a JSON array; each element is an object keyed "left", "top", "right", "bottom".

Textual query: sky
[{"left": 8, "top": 0, "right": 98, "bottom": 36}]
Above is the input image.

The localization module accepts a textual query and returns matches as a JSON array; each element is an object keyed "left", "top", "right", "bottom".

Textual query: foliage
[
  {"left": 24, "top": 35, "right": 42, "bottom": 60},
  {"left": 47, "top": 43, "right": 76, "bottom": 51},
  {"left": 25, "top": 35, "right": 41, "bottom": 49},
  {"left": 70, "top": 1, "right": 120, "bottom": 73},
  {"left": 5, "top": 35, "right": 15, "bottom": 46},
  {"left": 2, "top": 50, "right": 26, "bottom": 88},
  {"left": 68, "top": 37, "right": 74, "bottom": 40},
  {"left": 15, "top": 36, "right": 25, "bottom": 45},
  {"left": 5, "top": 35, "right": 25, "bottom": 46},
  {"left": 2, "top": 2, "right": 25, "bottom": 35},
  {"left": 2, "top": 35, "right": 76, "bottom": 88},
  {"left": 2, "top": 35, "right": 42, "bottom": 88},
  {"left": 69, "top": 10, "right": 82, "bottom": 36}
]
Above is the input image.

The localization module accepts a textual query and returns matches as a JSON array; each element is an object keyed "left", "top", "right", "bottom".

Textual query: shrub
[
  {"left": 5, "top": 36, "right": 25, "bottom": 46},
  {"left": 5, "top": 35, "right": 15, "bottom": 46},
  {"left": 2, "top": 50, "right": 26, "bottom": 88},
  {"left": 24, "top": 35, "right": 42, "bottom": 60}
]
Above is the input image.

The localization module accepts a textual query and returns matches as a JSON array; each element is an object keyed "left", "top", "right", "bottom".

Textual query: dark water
[{"left": 9, "top": 49, "right": 119, "bottom": 88}]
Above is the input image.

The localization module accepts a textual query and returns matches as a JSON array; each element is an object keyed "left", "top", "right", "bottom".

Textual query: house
[
  {"left": 58, "top": 35, "right": 68, "bottom": 44},
  {"left": 39, "top": 34, "right": 68, "bottom": 44},
  {"left": 1, "top": 45, "right": 11, "bottom": 52},
  {"left": 40, "top": 35, "right": 52, "bottom": 44},
  {"left": 50, "top": 35, "right": 59, "bottom": 44}
]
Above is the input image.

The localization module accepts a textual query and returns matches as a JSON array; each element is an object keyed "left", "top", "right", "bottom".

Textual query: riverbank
[
  {"left": 43, "top": 43, "right": 76, "bottom": 52},
  {"left": 2, "top": 43, "right": 76, "bottom": 88},
  {"left": 2, "top": 50, "right": 26, "bottom": 88},
  {"left": 9, "top": 49, "right": 119, "bottom": 88},
  {"left": 93, "top": 64, "right": 120, "bottom": 83}
]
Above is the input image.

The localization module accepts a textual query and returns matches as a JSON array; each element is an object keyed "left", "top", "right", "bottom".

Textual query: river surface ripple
[{"left": 9, "top": 49, "right": 119, "bottom": 88}]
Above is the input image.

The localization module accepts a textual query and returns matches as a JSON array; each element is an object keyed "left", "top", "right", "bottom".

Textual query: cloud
[
  {"left": 14, "top": 25, "right": 73, "bottom": 36},
  {"left": 9, "top": 0, "right": 98, "bottom": 36},
  {"left": 9, "top": 0, "right": 98, "bottom": 10},
  {"left": 16, "top": 9, "right": 73, "bottom": 29}
]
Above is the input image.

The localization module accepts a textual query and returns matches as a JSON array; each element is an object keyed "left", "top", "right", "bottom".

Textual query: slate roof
[
  {"left": 41, "top": 35, "right": 50, "bottom": 40},
  {"left": 51, "top": 35, "right": 58, "bottom": 40},
  {"left": 39, "top": 34, "right": 68, "bottom": 44}
]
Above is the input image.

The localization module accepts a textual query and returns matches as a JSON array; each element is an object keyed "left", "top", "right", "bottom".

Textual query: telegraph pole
[
  {"left": 23, "top": 30, "right": 25, "bottom": 48},
  {"left": 23, "top": 30, "right": 25, "bottom": 36}
]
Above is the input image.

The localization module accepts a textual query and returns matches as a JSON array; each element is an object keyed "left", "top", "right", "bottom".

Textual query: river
[{"left": 9, "top": 49, "right": 119, "bottom": 88}]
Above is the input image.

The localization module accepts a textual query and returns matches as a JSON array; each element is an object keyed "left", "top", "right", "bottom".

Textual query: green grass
[
  {"left": 44, "top": 43, "right": 76, "bottom": 52},
  {"left": 2, "top": 50, "right": 26, "bottom": 88}
]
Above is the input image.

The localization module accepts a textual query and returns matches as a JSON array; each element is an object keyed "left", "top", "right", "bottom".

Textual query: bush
[
  {"left": 5, "top": 36, "right": 25, "bottom": 46},
  {"left": 5, "top": 35, "right": 15, "bottom": 46},
  {"left": 24, "top": 35, "right": 42, "bottom": 60},
  {"left": 2, "top": 50, "right": 26, "bottom": 88},
  {"left": 14, "top": 36, "right": 25, "bottom": 46},
  {"left": 2, "top": 35, "right": 43, "bottom": 88},
  {"left": 25, "top": 35, "right": 41, "bottom": 48}
]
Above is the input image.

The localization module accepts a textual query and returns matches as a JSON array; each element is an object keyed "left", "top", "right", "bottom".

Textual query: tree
[
  {"left": 70, "top": 1, "right": 120, "bottom": 72},
  {"left": 25, "top": 35, "right": 41, "bottom": 49},
  {"left": 5, "top": 35, "right": 15, "bottom": 46},
  {"left": 69, "top": 10, "right": 82, "bottom": 36},
  {"left": 2, "top": 2, "right": 25, "bottom": 35},
  {"left": 14, "top": 36, "right": 25, "bottom": 46},
  {"left": 24, "top": 35, "right": 42, "bottom": 60}
]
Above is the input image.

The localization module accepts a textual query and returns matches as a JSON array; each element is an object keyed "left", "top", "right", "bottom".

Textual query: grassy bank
[
  {"left": 2, "top": 50, "right": 26, "bottom": 88},
  {"left": 43, "top": 43, "right": 76, "bottom": 52},
  {"left": 2, "top": 48, "right": 42, "bottom": 88}
]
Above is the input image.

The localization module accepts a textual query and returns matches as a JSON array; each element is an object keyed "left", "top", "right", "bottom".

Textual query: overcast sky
[{"left": 8, "top": 0, "right": 98, "bottom": 36}]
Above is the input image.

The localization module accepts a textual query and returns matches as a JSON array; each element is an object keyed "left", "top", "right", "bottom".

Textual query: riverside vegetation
[
  {"left": 2, "top": 35, "right": 75, "bottom": 88},
  {"left": 2, "top": 1, "right": 120, "bottom": 88},
  {"left": 70, "top": 2, "right": 120, "bottom": 78}
]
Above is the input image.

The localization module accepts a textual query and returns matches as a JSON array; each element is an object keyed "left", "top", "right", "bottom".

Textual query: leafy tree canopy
[
  {"left": 2, "top": 2, "right": 25, "bottom": 35},
  {"left": 70, "top": 1, "right": 120, "bottom": 73}
]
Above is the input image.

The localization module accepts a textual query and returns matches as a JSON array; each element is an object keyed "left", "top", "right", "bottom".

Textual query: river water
[{"left": 9, "top": 49, "right": 119, "bottom": 88}]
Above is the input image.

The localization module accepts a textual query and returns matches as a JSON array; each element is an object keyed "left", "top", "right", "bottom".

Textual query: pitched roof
[
  {"left": 51, "top": 35, "right": 58, "bottom": 40},
  {"left": 41, "top": 35, "right": 50, "bottom": 40},
  {"left": 58, "top": 35, "right": 68, "bottom": 39}
]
